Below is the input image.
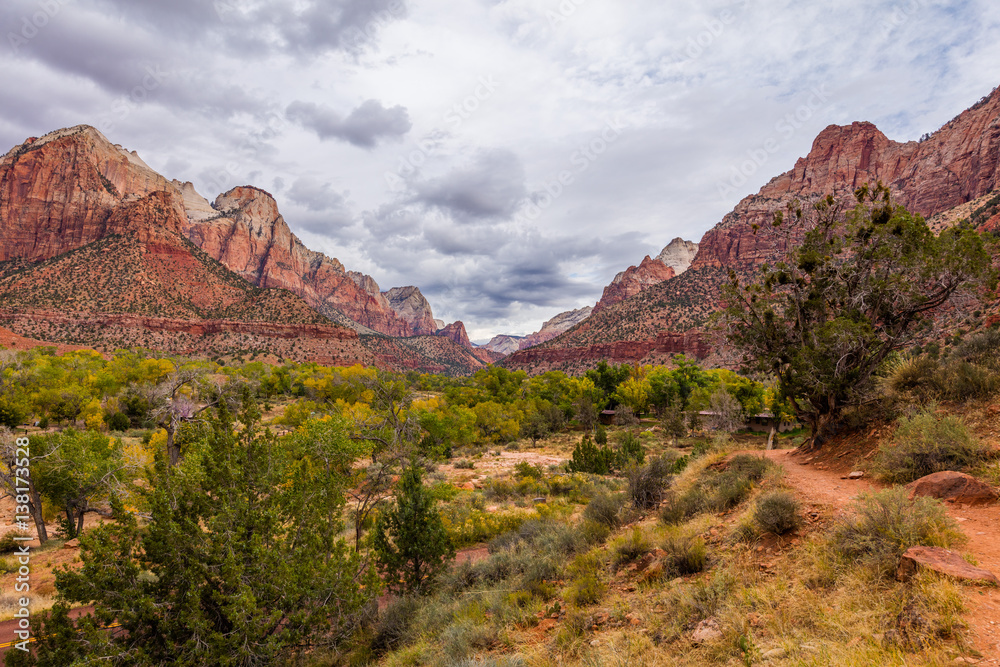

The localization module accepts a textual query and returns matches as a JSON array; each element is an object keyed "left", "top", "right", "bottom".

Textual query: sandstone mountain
[
  {"left": 384, "top": 286, "right": 439, "bottom": 336},
  {"left": 593, "top": 256, "right": 675, "bottom": 312},
  {"left": 0, "top": 125, "right": 488, "bottom": 374},
  {"left": 517, "top": 307, "right": 594, "bottom": 350},
  {"left": 656, "top": 238, "right": 699, "bottom": 274},
  {"left": 505, "top": 85, "right": 1000, "bottom": 374},
  {"left": 481, "top": 334, "right": 525, "bottom": 356}
]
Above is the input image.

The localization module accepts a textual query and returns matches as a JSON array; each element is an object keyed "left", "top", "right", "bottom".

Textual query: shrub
[
  {"left": 660, "top": 487, "right": 708, "bottom": 525},
  {"left": 626, "top": 454, "right": 676, "bottom": 510},
  {"left": 594, "top": 424, "right": 608, "bottom": 445},
  {"left": 724, "top": 454, "right": 771, "bottom": 483},
  {"left": 0, "top": 531, "right": 32, "bottom": 554},
  {"left": 371, "top": 596, "right": 420, "bottom": 653},
  {"left": 567, "top": 434, "right": 615, "bottom": 474},
  {"left": 440, "top": 619, "right": 498, "bottom": 661},
  {"left": 616, "top": 431, "right": 645, "bottom": 467},
  {"left": 661, "top": 534, "right": 708, "bottom": 576},
  {"left": 454, "top": 459, "right": 475, "bottom": 469},
  {"left": 611, "top": 528, "right": 651, "bottom": 570},
  {"left": 566, "top": 574, "right": 605, "bottom": 606},
  {"left": 831, "top": 487, "right": 965, "bottom": 578},
  {"left": 578, "top": 520, "right": 611, "bottom": 545},
  {"left": 582, "top": 492, "right": 625, "bottom": 529},
  {"left": 874, "top": 411, "right": 992, "bottom": 483},
  {"left": 753, "top": 491, "right": 801, "bottom": 535},
  {"left": 105, "top": 412, "right": 131, "bottom": 432}
]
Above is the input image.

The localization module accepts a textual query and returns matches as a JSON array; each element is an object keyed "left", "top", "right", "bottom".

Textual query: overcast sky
[{"left": 2, "top": 0, "right": 999, "bottom": 341}]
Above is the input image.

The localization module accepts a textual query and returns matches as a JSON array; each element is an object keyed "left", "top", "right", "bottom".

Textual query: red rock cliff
[{"left": 693, "top": 87, "right": 1000, "bottom": 271}]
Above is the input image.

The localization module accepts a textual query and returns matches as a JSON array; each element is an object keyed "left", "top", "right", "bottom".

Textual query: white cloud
[{"left": 1, "top": 0, "right": 999, "bottom": 338}]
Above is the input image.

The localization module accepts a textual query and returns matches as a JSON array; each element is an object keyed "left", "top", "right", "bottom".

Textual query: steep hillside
[{"left": 505, "top": 85, "right": 1000, "bottom": 374}]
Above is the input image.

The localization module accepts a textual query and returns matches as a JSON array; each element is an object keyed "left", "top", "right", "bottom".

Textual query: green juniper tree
[
  {"left": 371, "top": 463, "right": 454, "bottom": 595},
  {"left": 721, "top": 184, "right": 996, "bottom": 450},
  {"left": 10, "top": 394, "right": 376, "bottom": 667}
]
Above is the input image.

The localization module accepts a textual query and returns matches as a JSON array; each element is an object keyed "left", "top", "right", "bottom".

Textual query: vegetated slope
[
  {"left": 505, "top": 85, "right": 1000, "bottom": 374},
  {"left": 362, "top": 334, "right": 493, "bottom": 376}
]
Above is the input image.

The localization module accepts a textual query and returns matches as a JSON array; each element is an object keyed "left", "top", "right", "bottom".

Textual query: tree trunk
[
  {"left": 28, "top": 480, "right": 48, "bottom": 544},
  {"left": 766, "top": 424, "right": 777, "bottom": 450},
  {"left": 167, "top": 419, "right": 180, "bottom": 466}
]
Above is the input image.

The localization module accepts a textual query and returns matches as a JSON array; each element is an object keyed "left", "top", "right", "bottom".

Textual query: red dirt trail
[{"left": 762, "top": 448, "right": 1000, "bottom": 664}]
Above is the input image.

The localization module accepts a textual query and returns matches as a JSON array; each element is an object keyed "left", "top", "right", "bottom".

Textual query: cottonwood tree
[
  {"left": 32, "top": 429, "right": 138, "bottom": 538},
  {"left": 721, "top": 184, "right": 996, "bottom": 449}
]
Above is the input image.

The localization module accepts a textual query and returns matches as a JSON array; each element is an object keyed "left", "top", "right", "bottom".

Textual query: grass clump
[
  {"left": 583, "top": 492, "right": 625, "bottom": 529},
  {"left": 873, "top": 410, "right": 993, "bottom": 483},
  {"left": 661, "top": 532, "right": 708, "bottom": 576},
  {"left": 660, "top": 454, "right": 772, "bottom": 525},
  {"left": 753, "top": 491, "right": 801, "bottom": 535},
  {"left": 831, "top": 487, "right": 965, "bottom": 578},
  {"left": 0, "top": 531, "right": 32, "bottom": 554},
  {"left": 611, "top": 527, "right": 652, "bottom": 570}
]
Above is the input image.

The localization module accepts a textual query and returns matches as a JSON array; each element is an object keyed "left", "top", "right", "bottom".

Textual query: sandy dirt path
[{"left": 762, "top": 448, "right": 1000, "bottom": 664}]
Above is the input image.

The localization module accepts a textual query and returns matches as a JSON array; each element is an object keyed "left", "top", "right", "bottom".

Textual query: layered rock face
[
  {"left": 0, "top": 126, "right": 175, "bottom": 262},
  {"left": 519, "top": 307, "right": 593, "bottom": 350},
  {"left": 656, "top": 238, "right": 699, "bottom": 274},
  {"left": 693, "top": 87, "right": 1000, "bottom": 272},
  {"left": 506, "top": 85, "right": 1000, "bottom": 374},
  {"left": 0, "top": 125, "right": 487, "bottom": 373},
  {"left": 594, "top": 257, "right": 675, "bottom": 312},
  {"left": 187, "top": 186, "right": 414, "bottom": 336},
  {"left": 385, "top": 286, "right": 438, "bottom": 335},
  {"left": 436, "top": 321, "right": 472, "bottom": 349},
  {"left": 482, "top": 334, "right": 525, "bottom": 355}
]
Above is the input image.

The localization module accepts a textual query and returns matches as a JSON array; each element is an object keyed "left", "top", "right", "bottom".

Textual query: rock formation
[
  {"left": 518, "top": 307, "right": 594, "bottom": 350},
  {"left": 0, "top": 125, "right": 487, "bottom": 374},
  {"left": 187, "top": 186, "right": 413, "bottom": 336},
  {"left": 656, "top": 238, "right": 699, "bottom": 275},
  {"left": 436, "top": 321, "right": 472, "bottom": 349},
  {"left": 482, "top": 334, "right": 525, "bottom": 356},
  {"left": 594, "top": 257, "right": 675, "bottom": 312},
  {"left": 384, "top": 286, "right": 439, "bottom": 335},
  {"left": 505, "top": 85, "right": 1000, "bottom": 373}
]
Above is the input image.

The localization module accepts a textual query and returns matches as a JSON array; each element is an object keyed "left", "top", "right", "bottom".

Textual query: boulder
[
  {"left": 691, "top": 618, "right": 723, "bottom": 643},
  {"left": 905, "top": 471, "right": 998, "bottom": 506},
  {"left": 896, "top": 546, "right": 1000, "bottom": 585}
]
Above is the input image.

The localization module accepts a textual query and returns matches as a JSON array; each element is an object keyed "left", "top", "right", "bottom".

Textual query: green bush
[
  {"left": 874, "top": 411, "right": 992, "bottom": 483},
  {"left": 104, "top": 412, "right": 131, "bottom": 432},
  {"left": 616, "top": 431, "right": 645, "bottom": 467},
  {"left": 582, "top": 492, "right": 625, "bottom": 529},
  {"left": 594, "top": 424, "right": 608, "bottom": 445},
  {"left": 566, "top": 573, "right": 605, "bottom": 606},
  {"left": 567, "top": 434, "right": 615, "bottom": 474},
  {"left": 831, "top": 487, "right": 965, "bottom": 578},
  {"left": 753, "top": 492, "right": 801, "bottom": 535}
]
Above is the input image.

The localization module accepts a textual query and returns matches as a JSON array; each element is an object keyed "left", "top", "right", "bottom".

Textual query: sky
[{"left": 2, "top": 0, "right": 999, "bottom": 342}]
